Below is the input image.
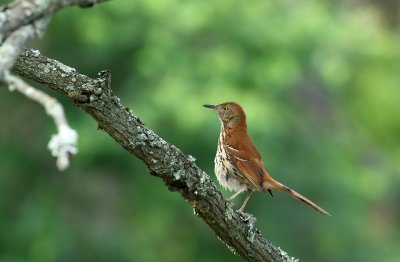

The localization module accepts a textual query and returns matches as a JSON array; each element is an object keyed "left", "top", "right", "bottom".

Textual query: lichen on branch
[{"left": 11, "top": 49, "right": 298, "bottom": 262}]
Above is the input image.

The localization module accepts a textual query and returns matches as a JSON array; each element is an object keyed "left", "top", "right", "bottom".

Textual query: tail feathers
[{"left": 281, "top": 185, "right": 330, "bottom": 216}]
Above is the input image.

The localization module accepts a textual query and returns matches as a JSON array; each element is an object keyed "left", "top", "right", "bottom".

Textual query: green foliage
[{"left": 1, "top": 0, "right": 399, "bottom": 261}]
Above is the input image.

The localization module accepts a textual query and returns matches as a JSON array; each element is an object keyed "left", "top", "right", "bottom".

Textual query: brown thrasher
[{"left": 204, "top": 102, "right": 330, "bottom": 215}]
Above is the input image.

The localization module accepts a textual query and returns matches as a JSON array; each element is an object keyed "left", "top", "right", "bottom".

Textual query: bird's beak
[{"left": 203, "top": 104, "right": 216, "bottom": 109}]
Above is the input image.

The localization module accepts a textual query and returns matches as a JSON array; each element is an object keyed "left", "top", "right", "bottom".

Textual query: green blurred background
[{"left": 1, "top": 0, "right": 399, "bottom": 261}]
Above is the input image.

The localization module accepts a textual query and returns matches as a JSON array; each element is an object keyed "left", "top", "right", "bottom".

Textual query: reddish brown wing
[{"left": 224, "top": 130, "right": 266, "bottom": 190}]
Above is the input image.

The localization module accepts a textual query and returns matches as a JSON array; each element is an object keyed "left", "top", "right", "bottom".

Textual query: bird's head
[{"left": 203, "top": 102, "right": 246, "bottom": 129}]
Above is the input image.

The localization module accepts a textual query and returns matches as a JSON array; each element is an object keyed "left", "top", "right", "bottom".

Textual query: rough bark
[{"left": 11, "top": 49, "right": 298, "bottom": 262}]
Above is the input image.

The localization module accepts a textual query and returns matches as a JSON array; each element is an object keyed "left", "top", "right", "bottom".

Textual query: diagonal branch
[{"left": 12, "top": 49, "right": 298, "bottom": 262}]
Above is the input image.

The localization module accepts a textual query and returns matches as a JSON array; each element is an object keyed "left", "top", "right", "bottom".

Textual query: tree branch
[
  {"left": 1, "top": 0, "right": 111, "bottom": 168},
  {"left": 0, "top": 0, "right": 110, "bottom": 81},
  {"left": 11, "top": 49, "right": 298, "bottom": 262},
  {"left": 0, "top": 0, "right": 110, "bottom": 39}
]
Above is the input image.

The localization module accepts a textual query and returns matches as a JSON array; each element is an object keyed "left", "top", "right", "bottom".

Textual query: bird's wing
[{"left": 224, "top": 137, "right": 266, "bottom": 191}]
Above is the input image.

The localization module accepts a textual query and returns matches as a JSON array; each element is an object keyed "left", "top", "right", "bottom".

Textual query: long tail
[
  {"left": 282, "top": 185, "right": 330, "bottom": 215},
  {"left": 263, "top": 180, "right": 330, "bottom": 216}
]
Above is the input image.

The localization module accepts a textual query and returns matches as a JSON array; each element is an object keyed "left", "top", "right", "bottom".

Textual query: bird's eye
[{"left": 223, "top": 107, "right": 227, "bottom": 110}]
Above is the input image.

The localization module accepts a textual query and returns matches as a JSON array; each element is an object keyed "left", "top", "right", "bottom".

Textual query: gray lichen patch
[
  {"left": 65, "top": 85, "right": 74, "bottom": 92},
  {"left": 173, "top": 169, "right": 185, "bottom": 180},
  {"left": 225, "top": 243, "right": 237, "bottom": 256},
  {"left": 94, "top": 87, "right": 102, "bottom": 95},
  {"left": 215, "top": 235, "right": 237, "bottom": 256},
  {"left": 31, "top": 49, "right": 40, "bottom": 57},
  {"left": 56, "top": 62, "right": 76, "bottom": 75},
  {"left": 134, "top": 132, "right": 147, "bottom": 146},
  {"left": 42, "top": 62, "right": 59, "bottom": 75},
  {"left": 278, "top": 247, "right": 300, "bottom": 262},
  {"left": 146, "top": 133, "right": 157, "bottom": 144},
  {"left": 185, "top": 173, "right": 197, "bottom": 189},
  {"left": 80, "top": 82, "right": 96, "bottom": 92},
  {"left": 199, "top": 172, "right": 207, "bottom": 183},
  {"left": 89, "top": 94, "right": 98, "bottom": 102},
  {"left": 187, "top": 155, "right": 196, "bottom": 162},
  {"left": 225, "top": 207, "right": 235, "bottom": 220},
  {"left": 190, "top": 171, "right": 211, "bottom": 196},
  {"left": 247, "top": 228, "right": 255, "bottom": 242},
  {"left": 240, "top": 212, "right": 257, "bottom": 225},
  {"left": 239, "top": 212, "right": 257, "bottom": 242}
]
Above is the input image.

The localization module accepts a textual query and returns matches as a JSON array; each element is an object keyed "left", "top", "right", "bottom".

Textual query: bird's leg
[
  {"left": 239, "top": 189, "right": 253, "bottom": 212},
  {"left": 227, "top": 187, "right": 246, "bottom": 202}
]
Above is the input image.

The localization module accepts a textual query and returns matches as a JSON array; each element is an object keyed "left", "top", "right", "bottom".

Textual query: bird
[{"left": 203, "top": 102, "right": 330, "bottom": 215}]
